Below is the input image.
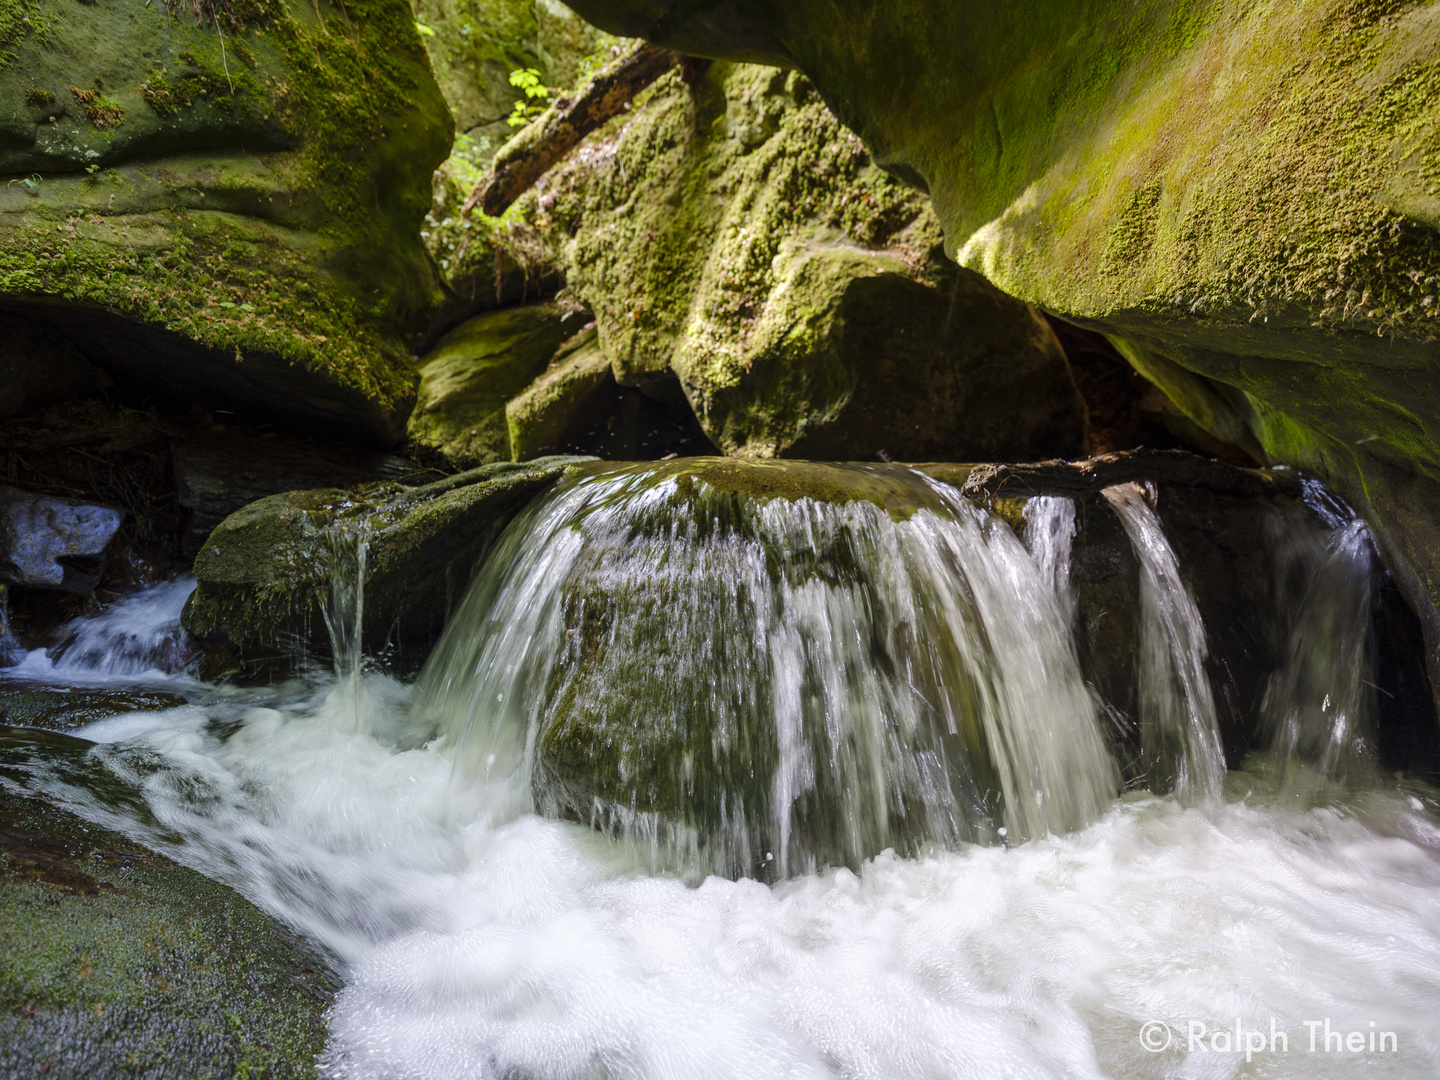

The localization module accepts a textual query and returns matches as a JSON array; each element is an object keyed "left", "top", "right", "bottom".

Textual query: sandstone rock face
[
  {"left": 499, "top": 61, "right": 1088, "bottom": 461},
  {"left": 0, "top": 0, "right": 453, "bottom": 445},
  {"left": 560, "top": 0, "right": 1440, "bottom": 685}
]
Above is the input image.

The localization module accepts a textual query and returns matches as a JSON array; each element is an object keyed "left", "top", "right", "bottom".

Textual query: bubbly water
[
  {"left": 5, "top": 462, "right": 1440, "bottom": 1078},
  {"left": 5, "top": 574, "right": 198, "bottom": 686}
]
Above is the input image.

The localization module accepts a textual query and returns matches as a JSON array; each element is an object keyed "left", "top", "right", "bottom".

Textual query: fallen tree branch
[{"left": 463, "top": 43, "right": 681, "bottom": 219}]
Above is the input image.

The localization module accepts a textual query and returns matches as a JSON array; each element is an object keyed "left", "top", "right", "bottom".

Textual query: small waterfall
[
  {"left": 4, "top": 575, "right": 197, "bottom": 683},
  {"left": 321, "top": 517, "right": 374, "bottom": 731},
  {"left": 1102, "top": 482, "right": 1227, "bottom": 806},
  {"left": 419, "top": 460, "right": 1119, "bottom": 879},
  {"left": 1261, "top": 517, "right": 1376, "bottom": 783}
]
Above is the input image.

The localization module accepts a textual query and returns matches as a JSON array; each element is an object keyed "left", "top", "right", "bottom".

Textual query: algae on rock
[
  {"left": 0, "top": 0, "right": 453, "bottom": 444},
  {"left": 409, "top": 300, "right": 588, "bottom": 465}
]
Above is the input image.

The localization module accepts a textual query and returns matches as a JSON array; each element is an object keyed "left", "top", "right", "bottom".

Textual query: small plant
[
  {"left": 71, "top": 85, "right": 124, "bottom": 129},
  {"left": 6, "top": 174, "right": 42, "bottom": 195},
  {"left": 506, "top": 67, "right": 551, "bottom": 127},
  {"left": 24, "top": 87, "right": 54, "bottom": 107},
  {"left": 414, "top": 21, "right": 435, "bottom": 37}
]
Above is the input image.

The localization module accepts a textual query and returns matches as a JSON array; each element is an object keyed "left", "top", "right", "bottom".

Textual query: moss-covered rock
[
  {"left": 0, "top": 729, "right": 335, "bottom": 1077},
  {"left": 514, "top": 60, "right": 1086, "bottom": 460},
  {"left": 0, "top": 0, "right": 453, "bottom": 445},
  {"left": 505, "top": 324, "right": 612, "bottom": 456},
  {"left": 408, "top": 300, "right": 586, "bottom": 465},
  {"left": 182, "top": 454, "right": 593, "bottom": 663},
  {"left": 561, "top": 0, "right": 1440, "bottom": 692}
]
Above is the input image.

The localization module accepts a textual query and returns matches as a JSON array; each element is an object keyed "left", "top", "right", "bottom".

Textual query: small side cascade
[
  {"left": 1101, "top": 481, "right": 1227, "bottom": 806},
  {"left": 1261, "top": 517, "right": 1377, "bottom": 783},
  {"left": 321, "top": 517, "right": 374, "bottom": 731}
]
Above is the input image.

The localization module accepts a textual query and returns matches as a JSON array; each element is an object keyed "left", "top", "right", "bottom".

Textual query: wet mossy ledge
[
  {"left": 0, "top": 0, "right": 453, "bottom": 444},
  {"left": 182, "top": 455, "right": 595, "bottom": 670},
  {"left": 0, "top": 730, "right": 336, "bottom": 1077}
]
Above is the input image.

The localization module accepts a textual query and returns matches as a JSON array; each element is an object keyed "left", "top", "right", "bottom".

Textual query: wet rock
[
  {"left": 0, "top": 314, "right": 112, "bottom": 418},
  {"left": 0, "top": 0, "right": 452, "bottom": 447},
  {"left": 0, "top": 486, "right": 124, "bottom": 593},
  {"left": 408, "top": 303, "right": 590, "bottom": 467},
  {"left": 0, "top": 731, "right": 335, "bottom": 1079},
  {"left": 183, "top": 455, "right": 595, "bottom": 665},
  {"left": 0, "top": 683, "right": 187, "bottom": 731},
  {"left": 172, "top": 429, "right": 431, "bottom": 557}
]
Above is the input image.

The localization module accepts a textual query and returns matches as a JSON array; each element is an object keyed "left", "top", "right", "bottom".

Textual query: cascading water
[
  {"left": 3, "top": 458, "right": 1439, "bottom": 1079},
  {"left": 419, "top": 461, "right": 1118, "bottom": 878},
  {"left": 1102, "top": 481, "right": 1228, "bottom": 806}
]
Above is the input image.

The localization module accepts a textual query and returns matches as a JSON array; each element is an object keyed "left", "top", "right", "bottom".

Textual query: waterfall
[
  {"left": 1261, "top": 517, "right": 1376, "bottom": 783},
  {"left": 1101, "top": 482, "right": 1227, "bottom": 806},
  {"left": 419, "top": 460, "right": 1119, "bottom": 879},
  {"left": 321, "top": 517, "right": 375, "bottom": 732}
]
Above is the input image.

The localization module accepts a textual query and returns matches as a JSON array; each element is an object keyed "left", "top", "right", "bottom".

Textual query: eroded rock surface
[
  {"left": 0, "top": 485, "right": 123, "bottom": 592},
  {"left": 0, "top": 0, "right": 453, "bottom": 445}
]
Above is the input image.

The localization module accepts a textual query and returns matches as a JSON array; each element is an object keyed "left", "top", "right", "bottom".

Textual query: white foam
[{"left": 53, "top": 674, "right": 1440, "bottom": 1080}]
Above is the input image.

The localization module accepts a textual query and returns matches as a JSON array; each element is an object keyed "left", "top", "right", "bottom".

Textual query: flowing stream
[{"left": 3, "top": 461, "right": 1440, "bottom": 1078}]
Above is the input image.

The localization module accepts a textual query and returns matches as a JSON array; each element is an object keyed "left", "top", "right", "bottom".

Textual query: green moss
[
  {"left": 21, "top": 84, "right": 48, "bottom": 105},
  {"left": 69, "top": 83, "right": 123, "bottom": 128},
  {"left": 0, "top": 768, "right": 334, "bottom": 1077}
]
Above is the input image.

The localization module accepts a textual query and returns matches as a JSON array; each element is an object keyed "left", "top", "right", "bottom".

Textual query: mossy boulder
[
  {"left": 0, "top": 729, "right": 335, "bottom": 1077},
  {"left": 408, "top": 300, "right": 587, "bottom": 465},
  {"left": 505, "top": 325, "right": 613, "bottom": 457},
  {"left": 515, "top": 60, "right": 1086, "bottom": 460},
  {"left": 0, "top": 0, "right": 453, "bottom": 445},
  {"left": 561, "top": 0, "right": 1440, "bottom": 692},
  {"left": 182, "top": 454, "right": 593, "bottom": 663}
]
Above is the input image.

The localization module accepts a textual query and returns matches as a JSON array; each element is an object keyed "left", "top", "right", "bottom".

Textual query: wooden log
[{"left": 463, "top": 43, "right": 681, "bottom": 219}]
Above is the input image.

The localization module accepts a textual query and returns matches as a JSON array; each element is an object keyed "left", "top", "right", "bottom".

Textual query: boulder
[
  {"left": 171, "top": 428, "right": 427, "bottom": 556},
  {"left": 559, "top": 0, "right": 1440, "bottom": 694},
  {"left": 506, "top": 326, "right": 616, "bottom": 458},
  {"left": 182, "top": 455, "right": 594, "bottom": 664},
  {"left": 0, "top": 0, "right": 453, "bottom": 446},
  {"left": 0, "top": 729, "right": 335, "bottom": 1078},
  {"left": 0, "top": 485, "right": 123, "bottom": 592},
  {"left": 407, "top": 302, "right": 589, "bottom": 465},
  {"left": 519, "top": 61, "right": 1088, "bottom": 461}
]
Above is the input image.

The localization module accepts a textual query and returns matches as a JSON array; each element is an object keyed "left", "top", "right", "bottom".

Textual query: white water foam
[
  {"left": 4, "top": 574, "right": 198, "bottom": 688},
  {"left": 38, "top": 680, "right": 1440, "bottom": 1080}
]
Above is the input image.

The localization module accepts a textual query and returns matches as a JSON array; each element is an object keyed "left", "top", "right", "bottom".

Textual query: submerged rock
[
  {"left": 0, "top": 729, "right": 334, "bottom": 1078},
  {"left": 0, "top": 486, "right": 124, "bottom": 593},
  {"left": 0, "top": 0, "right": 453, "bottom": 445},
  {"left": 183, "top": 455, "right": 595, "bottom": 666},
  {"left": 0, "top": 684, "right": 188, "bottom": 731}
]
